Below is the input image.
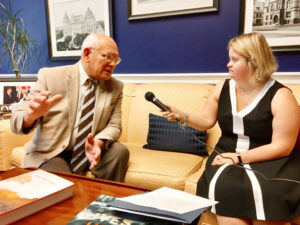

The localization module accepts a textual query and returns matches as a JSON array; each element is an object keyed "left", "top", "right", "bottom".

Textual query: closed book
[
  {"left": 67, "top": 194, "right": 181, "bottom": 225},
  {"left": 0, "top": 169, "right": 74, "bottom": 225}
]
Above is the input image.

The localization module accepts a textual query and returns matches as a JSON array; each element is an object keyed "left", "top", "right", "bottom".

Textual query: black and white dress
[{"left": 197, "top": 78, "right": 300, "bottom": 221}]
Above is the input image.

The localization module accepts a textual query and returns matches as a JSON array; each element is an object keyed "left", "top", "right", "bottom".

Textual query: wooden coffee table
[{"left": 0, "top": 167, "right": 147, "bottom": 225}]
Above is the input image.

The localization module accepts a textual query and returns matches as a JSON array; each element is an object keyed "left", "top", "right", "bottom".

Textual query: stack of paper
[{"left": 108, "top": 187, "right": 218, "bottom": 224}]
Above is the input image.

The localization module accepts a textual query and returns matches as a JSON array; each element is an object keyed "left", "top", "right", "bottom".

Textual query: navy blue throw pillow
[{"left": 143, "top": 113, "right": 208, "bottom": 156}]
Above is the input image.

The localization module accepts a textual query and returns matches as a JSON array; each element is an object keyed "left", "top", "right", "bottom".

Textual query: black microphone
[{"left": 145, "top": 92, "right": 169, "bottom": 111}]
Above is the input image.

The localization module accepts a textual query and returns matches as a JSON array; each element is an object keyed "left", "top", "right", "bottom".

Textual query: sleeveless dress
[{"left": 197, "top": 78, "right": 300, "bottom": 221}]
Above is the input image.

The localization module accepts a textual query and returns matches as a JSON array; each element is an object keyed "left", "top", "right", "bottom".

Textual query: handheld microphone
[{"left": 145, "top": 92, "right": 169, "bottom": 112}]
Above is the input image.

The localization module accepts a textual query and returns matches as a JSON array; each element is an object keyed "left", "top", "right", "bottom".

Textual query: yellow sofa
[{"left": 0, "top": 82, "right": 299, "bottom": 225}]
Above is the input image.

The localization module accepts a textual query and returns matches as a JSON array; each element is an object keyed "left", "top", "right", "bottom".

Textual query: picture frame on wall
[
  {"left": 240, "top": 0, "right": 300, "bottom": 51},
  {"left": 127, "top": 0, "right": 218, "bottom": 20},
  {"left": 0, "top": 78, "right": 36, "bottom": 114},
  {"left": 45, "top": 0, "right": 113, "bottom": 60}
]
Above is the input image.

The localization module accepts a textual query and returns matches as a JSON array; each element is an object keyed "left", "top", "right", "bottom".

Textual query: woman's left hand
[{"left": 212, "top": 152, "right": 238, "bottom": 166}]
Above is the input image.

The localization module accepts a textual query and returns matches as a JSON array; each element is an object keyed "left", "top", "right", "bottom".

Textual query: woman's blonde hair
[{"left": 228, "top": 32, "right": 278, "bottom": 85}]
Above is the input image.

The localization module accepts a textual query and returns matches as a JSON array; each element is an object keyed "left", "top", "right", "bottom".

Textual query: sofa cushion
[
  {"left": 143, "top": 114, "right": 208, "bottom": 156},
  {"left": 124, "top": 83, "right": 215, "bottom": 144},
  {"left": 123, "top": 143, "right": 204, "bottom": 191},
  {"left": 0, "top": 119, "right": 33, "bottom": 170}
]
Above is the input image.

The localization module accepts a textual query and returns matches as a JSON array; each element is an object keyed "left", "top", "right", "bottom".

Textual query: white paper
[{"left": 120, "top": 187, "right": 218, "bottom": 214}]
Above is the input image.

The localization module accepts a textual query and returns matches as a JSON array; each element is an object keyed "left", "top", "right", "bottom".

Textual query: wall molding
[
  {"left": 0, "top": 72, "right": 299, "bottom": 84},
  {"left": 115, "top": 72, "right": 300, "bottom": 84}
]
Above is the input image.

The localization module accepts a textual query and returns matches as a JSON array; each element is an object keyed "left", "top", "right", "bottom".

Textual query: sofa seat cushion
[{"left": 123, "top": 142, "right": 204, "bottom": 191}]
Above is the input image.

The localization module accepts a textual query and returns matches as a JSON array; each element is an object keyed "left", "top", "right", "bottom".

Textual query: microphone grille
[{"left": 145, "top": 92, "right": 155, "bottom": 101}]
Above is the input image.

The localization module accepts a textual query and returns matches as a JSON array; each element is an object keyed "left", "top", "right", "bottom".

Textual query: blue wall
[{"left": 0, "top": 0, "right": 299, "bottom": 74}]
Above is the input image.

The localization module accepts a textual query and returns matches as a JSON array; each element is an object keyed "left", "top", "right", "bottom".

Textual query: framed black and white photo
[
  {"left": 127, "top": 0, "right": 218, "bottom": 20},
  {"left": 240, "top": 0, "right": 300, "bottom": 51},
  {"left": 45, "top": 0, "right": 113, "bottom": 60},
  {"left": 0, "top": 78, "right": 36, "bottom": 113}
]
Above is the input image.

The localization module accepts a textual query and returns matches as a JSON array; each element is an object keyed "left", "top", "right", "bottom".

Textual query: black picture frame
[
  {"left": 0, "top": 77, "right": 37, "bottom": 112},
  {"left": 127, "top": 0, "right": 218, "bottom": 20},
  {"left": 45, "top": 0, "right": 113, "bottom": 60},
  {"left": 239, "top": 0, "right": 300, "bottom": 52}
]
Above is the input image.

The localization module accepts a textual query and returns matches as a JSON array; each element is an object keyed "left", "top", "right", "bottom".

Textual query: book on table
[
  {"left": 67, "top": 194, "right": 181, "bottom": 225},
  {"left": 0, "top": 169, "right": 74, "bottom": 224}
]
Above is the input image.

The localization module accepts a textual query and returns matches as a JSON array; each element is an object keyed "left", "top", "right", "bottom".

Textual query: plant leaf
[{"left": 0, "top": 0, "right": 36, "bottom": 74}]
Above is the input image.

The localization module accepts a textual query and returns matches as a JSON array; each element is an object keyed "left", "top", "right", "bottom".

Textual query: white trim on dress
[{"left": 209, "top": 164, "right": 230, "bottom": 213}]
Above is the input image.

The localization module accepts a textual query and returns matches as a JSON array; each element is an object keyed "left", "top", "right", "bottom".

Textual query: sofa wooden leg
[
  {"left": 197, "top": 214, "right": 204, "bottom": 225},
  {"left": 198, "top": 210, "right": 219, "bottom": 225},
  {"left": 292, "top": 216, "right": 300, "bottom": 225}
]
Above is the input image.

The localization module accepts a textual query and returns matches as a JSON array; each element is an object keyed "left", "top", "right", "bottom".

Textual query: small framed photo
[
  {"left": 0, "top": 78, "right": 37, "bottom": 112},
  {"left": 127, "top": 0, "right": 218, "bottom": 20},
  {"left": 240, "top": 0, "right": 300, "bottom": 51},
  {"left": 45, "top": 0, "right": 113, "bottom": 60}
]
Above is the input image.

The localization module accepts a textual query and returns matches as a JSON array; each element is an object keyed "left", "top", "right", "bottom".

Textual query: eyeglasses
[{"left": 91, "top": 48, "right": 122, "bottom": 65}]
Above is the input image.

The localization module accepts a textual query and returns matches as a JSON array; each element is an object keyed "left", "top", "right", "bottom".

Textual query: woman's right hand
[{"left": 161, "top": 104, "right": 184, "bottom": 122}]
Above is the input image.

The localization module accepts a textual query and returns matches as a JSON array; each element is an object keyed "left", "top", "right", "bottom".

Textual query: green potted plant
[{"left": 0, "top": 0, "right": 35, "bottom": 78}]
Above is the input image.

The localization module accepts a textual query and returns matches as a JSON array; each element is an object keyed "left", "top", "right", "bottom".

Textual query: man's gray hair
[{"left": 81, "top": 33, "right": 101, "bottom": 54}]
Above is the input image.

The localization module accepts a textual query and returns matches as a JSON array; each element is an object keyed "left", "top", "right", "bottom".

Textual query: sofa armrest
[
  {"left": 184, "top": 157, "right": 219, "bottom": 225},
  {"left": 184, "top": 157, "right": 208, "bottom": 194},
  {"left": 0, "top": 119, "right": 33, "bottom": 170},
  {"left": 10, "top": 147, "right": 25, "bottom": 167}
]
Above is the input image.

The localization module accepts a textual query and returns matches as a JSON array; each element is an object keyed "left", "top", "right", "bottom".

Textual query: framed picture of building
[
  {"left": 128, "top": 0, "right": 218, "bottom": 20},
  {"left": 240, "top": 0, "right": 300, "bottom": 51},
  {"left": 45, "top": 0, "right": 113, "bottom": 60}
]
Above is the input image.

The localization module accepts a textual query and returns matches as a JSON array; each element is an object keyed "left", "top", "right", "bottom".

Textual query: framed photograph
[
  {"left": 0, "top": 78, "right": 36, "bottom": 113},
  {"left": 45, "top": 0, "right": 113, "bottom": 60},
  {"left": 240, "top": 0, "right": 300, "bottom": 51},
  {"left": 127, "top": 0, "right": 218, "bottom": 20}
]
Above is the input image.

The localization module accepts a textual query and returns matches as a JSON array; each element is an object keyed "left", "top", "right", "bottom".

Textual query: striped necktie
[{"left": 70, "top": 78, "right": 96, "bottom": 174}]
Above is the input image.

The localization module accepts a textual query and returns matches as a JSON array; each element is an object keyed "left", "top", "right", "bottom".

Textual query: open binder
[{"left": 108, "top": 187, "right": 218, "bottom": 224}]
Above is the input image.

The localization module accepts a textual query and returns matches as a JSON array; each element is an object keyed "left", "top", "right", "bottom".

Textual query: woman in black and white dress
[{"left": 162, "top": 32, "right": 300, "bottom": 225}]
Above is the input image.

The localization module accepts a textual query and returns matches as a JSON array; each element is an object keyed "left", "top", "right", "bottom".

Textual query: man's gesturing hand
[
  {"left": 85, "top": 133, "right": 103, "bottom": 170},
  {"left": 23, "top": 91, "right": 62, "bottom": 128}
]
